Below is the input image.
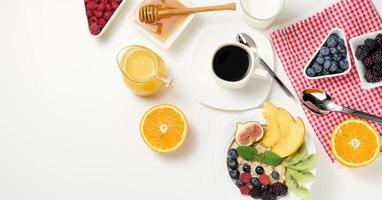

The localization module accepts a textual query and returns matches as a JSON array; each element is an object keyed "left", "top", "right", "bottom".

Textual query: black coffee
[{"left": 213, "top": 45, "right": 250, "bottom": 82}]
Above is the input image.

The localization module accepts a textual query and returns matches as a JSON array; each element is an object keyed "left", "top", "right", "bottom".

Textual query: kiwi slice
[
  {"left": 282, "top": 143, "right": 307, "bottom": 166},
  {"left": 286, "top": 168, "right": 315, "bottom": 183},
  {"left": 285, "top": 171, "right": 309, "bottom": 197},
  {"left": 288, "top": 153, "right": 318, "bottom": 171}
]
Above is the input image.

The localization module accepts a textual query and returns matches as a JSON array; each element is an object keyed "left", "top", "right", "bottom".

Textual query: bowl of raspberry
[
  {"left": 84, "top": 0, "right": 127, "bottom": 37},
  {"left": 303, "top": 28, "right": 351, "bottom": 80},
  {"left": 350, "top": 30, "right": 382, "bottom": 89}
]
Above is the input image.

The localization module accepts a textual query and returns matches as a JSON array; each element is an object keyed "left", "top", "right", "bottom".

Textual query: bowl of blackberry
[
  {"left": 350, "top": 30, "right": 382, "bottom": 89},
  {"left": 304, "top": 28, "right": 351, "bottom": 79}
]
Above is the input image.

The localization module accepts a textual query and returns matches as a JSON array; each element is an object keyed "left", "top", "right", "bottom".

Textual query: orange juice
[{"left": 117, "top": 45, "right": 172, "bottom": 96}]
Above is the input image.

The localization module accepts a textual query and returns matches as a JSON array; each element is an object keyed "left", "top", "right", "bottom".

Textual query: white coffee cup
[{"left": 211, "top": 43, "right": 269, "bottom": 89}]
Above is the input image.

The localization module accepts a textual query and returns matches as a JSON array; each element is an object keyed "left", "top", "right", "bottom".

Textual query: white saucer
[
  {"left": 188, "top": 27, "right": 274, "bottom": 111},
  {"left": 213, "top": 109, "right": 317, "bottom": 200}
]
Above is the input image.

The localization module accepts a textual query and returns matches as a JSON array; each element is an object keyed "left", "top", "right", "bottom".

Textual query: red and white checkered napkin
[{"left": 270, "top": 0, "right": 382, "bottom": 161}]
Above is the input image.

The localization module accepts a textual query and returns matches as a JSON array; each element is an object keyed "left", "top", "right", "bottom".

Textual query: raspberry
[
  {"left": 113, "top": 0, "right": 123, "bottom": 3},
  {"left": 270, "top": 182, "right": 288, "bottom": 196},
  {"left": 89, "top": 16, "right": 98, "bottom": 24},
  {"left": 362, "top": 56, "right": 374, "bottom": 70},
  {"left": 86, "top": 9, "right": 94, "bottom": 17},
  {"left": 97, "top": 2, "right": 105, "bottom": 11},
  {"left": 355, "top": 44, "right": 370, "bottom": 60},
  {"left": 239, "top": 172, "right": 251, "bottom": 184},
  {"left": 111, "top": 1, "right": 120, "bottom": 10},
  {"left": 103, "top": 11, "right": 113, "bottom": 20},
  {"left": 86, "top": 1, "right": 98, "bottom": 10},
  {"left": 94, "top": 10, "right": 103, "bottom": 18},
  {"left": 259, "top": 174, "right": 270, "bottom": 185},
  {"left": 89, "top": 23, "right": 101, "bottom": 35},
  {"left": 240, "top": 186, "right": 251, "bottom": 196},
  {"left": 105, "top": 3, "right": 112, "bottom": 11},
  {"left": 372, "top": 50, "right": 382, "bottom": 64},
  {"left": 98, "top": 18, "right": 107, "bottom": 28}
]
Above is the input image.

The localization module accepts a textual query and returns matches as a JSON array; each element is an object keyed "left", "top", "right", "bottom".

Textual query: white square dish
[
  {"left": 303, "top": 28, "right": 352, "bottom": 80},
  {"left": 128, "top": 1, "right": 194, "bottom": 49},
  {"left": 349, "top": 30, "right": 382, "bottom": 90}
]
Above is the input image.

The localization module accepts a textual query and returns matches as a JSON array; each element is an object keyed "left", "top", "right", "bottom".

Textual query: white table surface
[{"left": 1, "top": 0, "right": 382, "bottom": 199}]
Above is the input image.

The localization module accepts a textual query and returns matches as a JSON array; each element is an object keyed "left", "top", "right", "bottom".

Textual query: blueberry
[
  {"left": 320, "top": 47, "right": 331, "bottom": 56},
  {"left": 333, "top": 54, "right": 342, "bottom": 61},
  {"left": 228, "top": 149, "right": 238, "bottom": 159},
  {"left": 255, "top": 166, "right": 264, "bottom": 175},
  {"left": 330, "top": 47, "right": 338, "bottom": 55},
  {"left": 306, "top": 68, "right": 316, "bottom": 77},
  {"left": 251, "top": 177, "right": 260, "bottom": 186},
  {"left": 324, "top": 60, "right": 331, "bottom": 69},
  {"left": 329, "top": 62, "right": 338, "bottom": 72},
  {"left": 324, "top": 55, "right": 332, "bottom": 61},
  {"left": 327, "top": 34, "right": 338, "bottom": 47},
  {"left": 243, "top": 164, "right": 251, "bottom": 172},
  {"left": 337, "top": 43, "right": 347, "bottom": 54},
  {"left": 338, "top": 38, "right": 345, "bottom": 45},
  {"left": 313, "top": 64, "right": 323, "bottom": 73},
  {"left": 316, "top": 56, "right": 325, "bottom": 64},
  {"left": 261, "top": 185, "right": 270, "bottom": 192},
  {"left": 339, "top": 59, "right": 349, "bottom": 70},
  {"left": 322, "top": 69, "right": 330, "bottom": 75},
  {"left": 235, "top": 179, "right": 245, "bottom": 188},
  {"left": 227, "top": 159, "right": 238, "bottom": 169},
  {"left": 271, "top": 171, "right": 280, "bottom": 180},
  {"left": 230, "top": 169, "right": 240, "bottom": 179}
]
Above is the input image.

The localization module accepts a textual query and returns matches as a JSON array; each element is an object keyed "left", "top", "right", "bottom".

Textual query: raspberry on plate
[
  {"left": 259, "top": 174, "right": 270, "bottom": 185},
  {"left": 240, "top": 186, "right": 251, "bottom": 196},
  {"left": 239, "top": 172, "right": 251, "bottom": 184}
]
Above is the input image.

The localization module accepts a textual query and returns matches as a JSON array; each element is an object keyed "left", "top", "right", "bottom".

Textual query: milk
[{"left": 242, "top": 0, "right": 282, "bottom": 19}]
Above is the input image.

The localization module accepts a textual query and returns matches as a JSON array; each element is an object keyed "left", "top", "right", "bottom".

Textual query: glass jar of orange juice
[{"left": 117, "top": 45, "right": 173, "bottom": 96}]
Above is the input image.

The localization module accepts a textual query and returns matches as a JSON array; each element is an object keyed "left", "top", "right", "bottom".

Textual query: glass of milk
[{"left": 240, "top": 0, "right": 284, "bottom": 29}]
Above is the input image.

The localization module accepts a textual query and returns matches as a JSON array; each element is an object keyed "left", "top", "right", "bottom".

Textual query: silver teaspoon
[{"left": 301, "top": 88, "right": 382, "bottom": 123}]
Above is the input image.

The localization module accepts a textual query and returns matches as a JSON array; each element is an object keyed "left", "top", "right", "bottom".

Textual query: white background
[{"left": 1, "top": 0, "right": 382, "bottom": 199}]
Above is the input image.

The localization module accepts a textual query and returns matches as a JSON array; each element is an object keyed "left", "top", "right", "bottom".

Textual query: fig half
[{"left": 235, "top": 121, "right": 264, "bottom": 146}]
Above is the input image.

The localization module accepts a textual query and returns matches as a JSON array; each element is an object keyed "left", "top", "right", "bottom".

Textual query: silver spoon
[
  {"left": 301, "top": 88, "right": 382, "bottom": 123},
  {"left": 236, "top": 33, "right": 296, "bottom": 99}
]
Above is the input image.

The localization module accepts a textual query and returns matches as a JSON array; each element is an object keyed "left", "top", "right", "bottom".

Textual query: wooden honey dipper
[{"left": 139, "top": 2, "right": 236, "bottom": 23}]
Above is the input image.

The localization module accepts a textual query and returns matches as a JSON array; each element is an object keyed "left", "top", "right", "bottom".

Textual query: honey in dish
[{"left": 136, "top": 0, "right": 189, "bottom": 41}]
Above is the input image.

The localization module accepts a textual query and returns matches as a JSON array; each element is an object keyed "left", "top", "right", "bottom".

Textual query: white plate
[
  {"left": 349, "top": 30, "right": 382, "bottom": 89},
  {"left": 128, "top": 0, "right": 194, "bottom": 49},
  {"left": 303, "top": 28, "right": 352, "bottom": 80},
  {"left": 188, "top": 27, "right": 274, "bottom": 111},
  {"left": 213, "top": 109, "right": 317, "bottom": 200}
]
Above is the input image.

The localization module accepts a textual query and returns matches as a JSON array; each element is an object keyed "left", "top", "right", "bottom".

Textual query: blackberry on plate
[
  {"left": 235, "top": 179, "right": 245, "bottom": 188},
  {"left": 320, "top": 46, "right": 331, "bottom": 56},
  {"left": 372, "top": 50, "right": 382, "bottom": 64},
  {"left": 365, "top": 38, "right": 378, "bottom": 50},
  {"left": 250, "top": 186, "right": 262, "bottom": 198},
  {"left": 261, "top": 191, "right": 277, "bottom": 200},
  {"left": 355, "top": 44, "right": 370, "bottom": 60},
  {"left": 364, "top": 68, "right": 382, "bottom": 83},
  {"left": 228, "top": 148, "right": 238, "bottom": 159},
  {"left": 261, "top": 185, "right": 271, "bottom": 192},
  {"left": 229, "top": 169, "right": 240, "bottom": 179},
  {"left": 339, "top": 59, "right": 349, "bottom": 70},
  {"left": 227, "top": 159, "right": 238, "bottom": 169},
  {"left": 375, "top": 34, "right": 382, "bottom": 46},
  {"left": 251, "top": 177, "right": 261, "bottom": 186},
  {"left": 270, "top": 182, "right": 288, "bottom": 197},
  {"left": 327, "top": 34, "right": 338, "bottom": 47},
  {"left": 372, "top": 64, "right": 382, "bottom": 74},
  {"left": 362, "top": 56, "right": 374, "bottom": 69},
  {"left": 243, "top": 164, "right": 251, "bottom": 172}
]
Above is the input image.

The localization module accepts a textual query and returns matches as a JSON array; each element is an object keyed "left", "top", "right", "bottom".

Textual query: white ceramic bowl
[
  {"left": 128, "top": 1, "right": 194, "bottom": 49},
  {"left": 240, "top": 0, "right": 284, "bottom": 29},
  {"left": 304, "top": 28, "right": 352, "bottom": 80},
  {"left": 349, "top": 30, "right": 382, "bottom": 90},
  {"left": 84, "top": 0, "right": 128, "bottom": 38}
]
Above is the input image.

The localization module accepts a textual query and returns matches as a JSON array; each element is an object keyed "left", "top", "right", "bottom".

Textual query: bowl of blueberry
[
  {"left": 304, "top": 28, "right": 351, "bottom": 79},
  {"left": 350, "top": 30, "right": 382, "bottom": 89}
]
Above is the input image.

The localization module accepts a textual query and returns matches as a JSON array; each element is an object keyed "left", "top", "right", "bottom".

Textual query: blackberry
[
  {"left": 355, "top": 44, "right": 370, "bottom": 60},
  {"left": 261, "top": 191, "right": 277, "bottom": 200},
  {"left": 364, "top": 68, "right": 382, "bottom": 83},
  {"left": 373, "top": 64, "right": 382, "bottom": 74},
  {"left": 365, "top": 38, "right": 378, "bottom": 50},
  {"left": 375, "top": 34, "right": 382, "bottom": 46},
  {"left": 362, "top": 56, "right": 374, "bottom": 70},
  {"left": 372, "top": 50, "right": 382, "bottom": 64},
  {"left": 270, "top": 182, "right": 288, "bottom": 197},
  {"left": 250, "top": 186, "right": 262, "bottom": 198}
]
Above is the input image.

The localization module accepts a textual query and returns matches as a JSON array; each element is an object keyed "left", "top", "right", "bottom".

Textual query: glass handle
[{"left": 158, "top": 72, "right": 174, "bottom": 88}]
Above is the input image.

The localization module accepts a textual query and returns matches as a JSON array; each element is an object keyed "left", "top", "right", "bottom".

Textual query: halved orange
[
  {"left": 140, "top": 104, "right": 188, "bottom": 153},
  {"left": 331, "top": 119, "right": 380, "bottom": 168}
]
